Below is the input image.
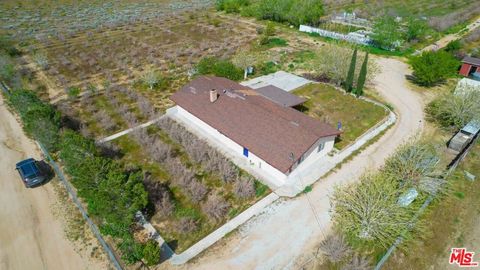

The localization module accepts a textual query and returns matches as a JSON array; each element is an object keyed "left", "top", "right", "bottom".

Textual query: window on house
[
  {"left": 243, "top": 147, "right": 249, "bottom": 157},
  {"left": 318, "top": 142, "right": 325, "bottom": 152}
]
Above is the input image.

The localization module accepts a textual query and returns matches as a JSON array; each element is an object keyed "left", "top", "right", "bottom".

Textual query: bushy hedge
[
  {"left": 59, "top": 130, "right": 150, "bottom": 263},
  {"left": 7, "top": 89, "right": 60, "bottom": 152},
  {"left": 196, "top": 57, "right": 243, "bottom": 81},
  {"left": 6, "top": 89, "right": 155, "bottom": 265},
  {"left": 216, "top": 0, "right": 324, "bottom": 26}
]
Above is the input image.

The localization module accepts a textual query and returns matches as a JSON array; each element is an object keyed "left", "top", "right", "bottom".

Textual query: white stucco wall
[{"left": 166, "top": 105, "right": 335, "bottom": 189}]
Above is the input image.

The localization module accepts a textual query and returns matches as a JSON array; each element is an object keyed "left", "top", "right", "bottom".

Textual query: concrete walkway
[
  {"left": 241, "top": 71, "right": 312, "bottom": 92},
  {"left": 169, "top": 193, "right": 280, "bottom": 265},
  {"left": 96, "top": 115, "right": 165, "bottom": 143}
]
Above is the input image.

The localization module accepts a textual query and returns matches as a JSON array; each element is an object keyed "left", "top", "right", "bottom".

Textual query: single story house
[
  {"left": 459, "top": 56, "right": 480, "bottom": 78},
  {"left": 168, "top": 76, "right": 340, "bottom": 183}
]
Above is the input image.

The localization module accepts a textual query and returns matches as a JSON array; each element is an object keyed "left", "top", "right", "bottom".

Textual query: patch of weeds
[
  {"left": 302, "top": 185, "right": 313, "bottom": 193},
  {"left": 174, "top": 206, "right": 202, "bottom": 220},
  {"left": 254, "top": 180, "right": 268, "bottom": 197},
  {"left": 257, "top": 61, "right": 278, "bottom": 75},
  {"left": 263, "top": 37, "right": 287, "bottom": 48},
  {"left": 454, "top": 191, "right": 465, "bottom": 199},
  {"left": 228, "top": 208, "right": 239, "bottom": 218}
]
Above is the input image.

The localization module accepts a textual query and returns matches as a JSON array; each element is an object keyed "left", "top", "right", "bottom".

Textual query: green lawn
[
  {"left": 384, "top": 141, "right": 480, "bottom": 269},
  {"left": 292, "top": 83, "right": 388, "bottom": 149}
]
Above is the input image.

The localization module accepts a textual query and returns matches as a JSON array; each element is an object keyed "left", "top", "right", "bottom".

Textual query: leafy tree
[
  {"left": 410, "top": 50, "right": 460, "bottom": 86},
  {"left": 445, "top": 39, "right": 462, "bottom": 53},
  {"left": 355, "top": 53, "right": 368, "bottom": 97},
  {"left": 264, "top": 21, "right": 276, "bottom": 36},
  {"left": 426, "top": 89, "right": 480, "bottom": 129},
  {"left": 143, "top": 240, "right": 161, "bottom": 266},
  {"left": 382, "top": 139, "right": 440, "bottom": 189},
  {"left": 405, "top": 17, "right": 428, "bottom": 42},
  {"left": 370, "top": 16, "right": 403, "bottom": 50},
  {"left": 345, "top": 48, "right": 357, "bottom": 92},
  {"left": 331, "top": 173, "right": 415, "bottom": 250},
  {"left": 286, "top": 0, "right": 323, "bottom": 26}
]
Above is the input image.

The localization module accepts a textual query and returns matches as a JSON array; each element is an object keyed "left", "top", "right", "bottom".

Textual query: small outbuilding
[{"left": 459, "top": 56, "right": 480, "bottom": 78}]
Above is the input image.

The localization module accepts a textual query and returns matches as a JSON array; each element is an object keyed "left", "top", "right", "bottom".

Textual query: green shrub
[
  {"left": 255, "top": 180, "right": 268, "bottom": 197},
  {"left": 262, "top": 37, "right": 288, "bottom": 47},
  {"left": 217, "top": 0, "right": 324, "bottom": 26},
  {"left": 196, "top": 57, "right": 243, "bottom": 81},
  {"left": 67, "top": 86, "right": 81, "bottom": 99},
  {"left": 7, "top": 89, "right": 60, "bottom": 151},
  {"left": 410, "top": 51, "right": 460, "bottom": 86},
  {"left": 143, "top": 240, "right": 161, "bottom": 266},
  {"left": 0, "top": 53, "right": 15, "bottom": 82}
]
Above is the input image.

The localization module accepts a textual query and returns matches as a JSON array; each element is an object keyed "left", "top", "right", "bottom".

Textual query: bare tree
[
  {"left": 137, "top": 96, "right": 155, "bottom": 118},
  {"left": 187, "top": 179, "right": 208, "bottom": 202},
  {"left": 203, "top": 194, "right": 230, "bottom": 222},
  {"left": 234, "top": 177, "right": 255, "bottom": 199},
  {"left": 341, "top": 254, "right": 371, "bottom": 270},
  {"left": 319, "top": 233, "right": 351, "bottom": 263},
  {"left": 178, "top": 217, "right": 198, "bottom": 234},
  {"left": 310, "top": 43, "right": 379, "bottom": 86}
]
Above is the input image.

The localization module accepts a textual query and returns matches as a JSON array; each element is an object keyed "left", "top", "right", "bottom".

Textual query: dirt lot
[{"left": 0, "top": 95, "right": 104, "bottom": 270}]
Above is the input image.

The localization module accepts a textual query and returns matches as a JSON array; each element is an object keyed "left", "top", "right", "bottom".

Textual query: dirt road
[
  {"left": 0, "top": 95, "right": 102, "bottom": 270},
  {"left": 421, "top": 16, "right": 480, "bottom": 52},
  {"left": 162, "top": 57, "right": 425, "bottom": 269}
]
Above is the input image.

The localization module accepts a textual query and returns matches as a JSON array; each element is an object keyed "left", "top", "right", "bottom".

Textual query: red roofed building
[
  {"left": 167, "top": 76, "right": 340, "bottom": 185},
  {"left": 459, "top": 56, "right": 480, "bottom": 77}
]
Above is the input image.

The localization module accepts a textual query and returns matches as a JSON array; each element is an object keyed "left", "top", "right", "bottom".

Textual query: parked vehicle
[{"left": 15, "top": 158, "right": 48, "bottom": 188}]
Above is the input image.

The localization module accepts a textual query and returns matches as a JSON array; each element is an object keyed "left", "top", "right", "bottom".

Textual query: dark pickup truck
[{"left": 15, "top": 158, "right": 48, "bottom": 188}]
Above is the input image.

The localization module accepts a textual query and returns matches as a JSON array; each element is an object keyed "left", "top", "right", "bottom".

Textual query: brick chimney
[{"left": 209, "top": 89, "right": 218, "bottom": 103}]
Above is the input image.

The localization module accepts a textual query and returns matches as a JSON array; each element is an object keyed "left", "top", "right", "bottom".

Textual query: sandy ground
[
  {"left": 0, "top": 95, "right": 104, "bottom": 270},
  {"left": 159, "top": 57, "right": 425, "bottom": 270}
]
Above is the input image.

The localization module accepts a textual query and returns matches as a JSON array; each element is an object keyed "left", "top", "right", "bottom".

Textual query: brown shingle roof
[
  {"left": 462, "top": 56, "right": 480, "bottom": 66},
  {"left": 170, "top": 76, "right": 341, "bottom": 173},
  {"left": 254, "top": 85, "right": 307, "bottom": 107}
]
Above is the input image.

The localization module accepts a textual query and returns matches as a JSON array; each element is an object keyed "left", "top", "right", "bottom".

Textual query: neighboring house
[
  {"left": 454, "top": 78, "right": 480, "bottom": 96},
  {"left": 167, "top": 76, "right": 340, "bottom": 186},
  {"left": 459, "top": 56, "right": 480, "bottom": 79}
]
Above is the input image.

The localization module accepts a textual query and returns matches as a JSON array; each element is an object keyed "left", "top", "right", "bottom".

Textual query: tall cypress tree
[
  {"left": 345, "top": 48, "right": 357, "bottom": 92},
  {"left": 355, "top": 52, "right": 368, "bottom": 97}
]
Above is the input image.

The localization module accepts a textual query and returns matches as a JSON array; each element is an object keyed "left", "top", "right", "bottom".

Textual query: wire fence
[
  {"left": 1, "top": 82, "right": 123, "bottom": 270},
  {"left": 374, "top": 131, "right": 480, "bottom": 270}
]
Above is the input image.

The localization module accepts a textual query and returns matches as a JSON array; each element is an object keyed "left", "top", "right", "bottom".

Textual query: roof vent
[
  {"left": 210, "top": 89, "right": 218, "bottom": 103},
  {"left": 290, "top": 121, "right": 299, "bottom": 127},
  {"left": 289, "top": 152, "right": 295, "bottom": 161}
]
